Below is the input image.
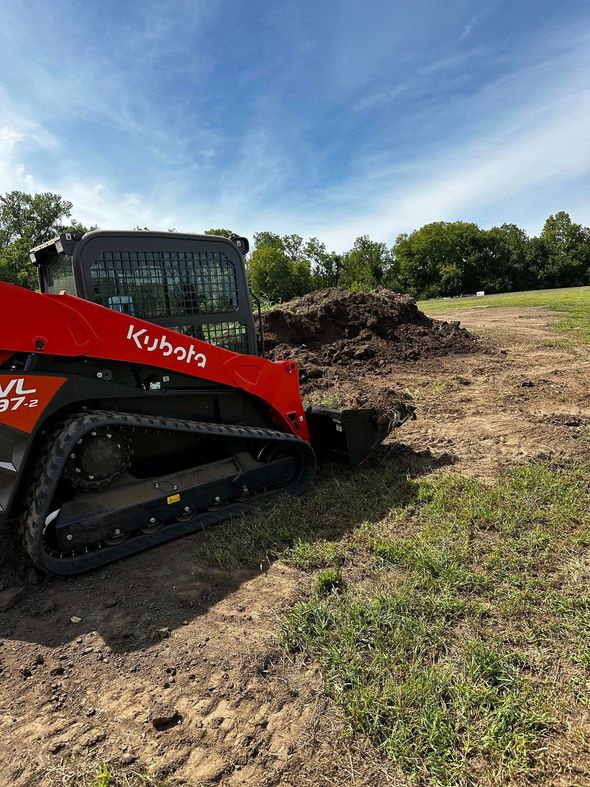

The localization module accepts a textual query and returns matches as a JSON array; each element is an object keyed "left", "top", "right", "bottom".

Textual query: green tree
[
  {"left": 250, "top": 231, "right": 320, "bottom": 300},
  {"left": 538, "top": 211, "right": 590, "bottom": 287},
  {"left": 0, "top": 191, "right": 74, "bottom": 246},
  {"left": 315, "top": 253, "right": 342, "bottom": 288},
  {"left": 485, "top": 224, "right": 532, "bottom": 292},
  {"left": 204, "top": 228, "right": 234, "bottom": 238},
  {"left": 393, "top": 221, "right": 495, "bottom": 298},
  {"left": 247, "top": 244, "right": 311, "bottom": 302},
  {"left": 253, "top": 231, "right": 283, "bottom": 250},
  {"left": 525, "top": 236, "right": 549, "bottom": 288},
  {"left": 340, "top": 235, "right": 392, "bottom": 290},
  {"left": 281, "top": 234, "right": 305, "bottom": 262},
  {"left": 0, "top": 191, "right": 86, "bottom": 289},
  {"left": 291, "top": 258, "right": 313, "bottom": 295},
  {"left": 303, "top": 237, "right": 342, "bottom": 288}
]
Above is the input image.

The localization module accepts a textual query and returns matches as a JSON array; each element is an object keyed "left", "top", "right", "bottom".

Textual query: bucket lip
[
  {"left": 305, "top": 405, "right": 378, "bottom": 419},
  {"left": 305, "top": 405, "right": 381, "bottom": 467}
]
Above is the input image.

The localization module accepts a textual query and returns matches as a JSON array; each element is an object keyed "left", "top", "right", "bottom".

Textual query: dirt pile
[{"left": 264, "top": 288, "right": 478, "bottom": 403}]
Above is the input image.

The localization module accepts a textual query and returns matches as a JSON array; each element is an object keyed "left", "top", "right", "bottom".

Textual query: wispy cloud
[
  {"left": 313, "top": 91, "right": 590, "bottom": 248},
  {"left": 0, "top": 1, "right": 589, "bottom": 251},
  {"left": 461, "top": 7, "right": 491, "bottom": 40},
  {"left": 352, "top": 83, "right": 408, "bottom": 112},
  {"left": 417, "top": 46, "right": 489, "bottom": 76},
  {"left": 252, "top": 28, "right": 590, "bottom": 248}
]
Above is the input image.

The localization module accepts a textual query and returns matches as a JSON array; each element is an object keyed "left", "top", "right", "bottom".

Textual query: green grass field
[
  {"left": 73, "top": 459, "right": 590, "bottom": 786},
  {"left": 280, "top": 462, "right": 590, "bottom": 785},
  {"left": 419, "top": 285, "right": 590, "bottom": 341},
  {"left": 71, "top": 285, "right": 590, "bottom": 786},
  {"left": 175, "top": 451, "right": 590, "bottom": 785}
]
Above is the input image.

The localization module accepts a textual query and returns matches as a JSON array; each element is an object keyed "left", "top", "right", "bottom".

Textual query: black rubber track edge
[{"left": 22, "top": 410, "right": 316, "bottom": 576}]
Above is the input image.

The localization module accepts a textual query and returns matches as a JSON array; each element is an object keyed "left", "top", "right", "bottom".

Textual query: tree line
[
  {"left": 1, "top": 189, "right": 589, "bottom": 301},
  {"left": 244, "top": 214, "right": 590, "bottom": 302}
]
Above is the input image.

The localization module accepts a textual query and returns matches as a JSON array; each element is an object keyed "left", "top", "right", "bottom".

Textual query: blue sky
[{"left": 1, "top": 0, "right": 589, "bottom": 250}]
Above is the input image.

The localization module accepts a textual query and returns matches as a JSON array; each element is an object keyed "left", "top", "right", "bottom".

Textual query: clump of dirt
[{"left": 264, "top": 288, "right": 478, "bottom": 408}]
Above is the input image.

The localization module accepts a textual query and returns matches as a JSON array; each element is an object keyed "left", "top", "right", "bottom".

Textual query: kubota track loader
[{"left": 0, "top": 230, "right": 413, "bottom": 575}]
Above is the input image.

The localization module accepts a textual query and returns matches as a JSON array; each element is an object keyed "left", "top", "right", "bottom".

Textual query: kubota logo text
[
  {"left": 126, "top": 325, "right": 207, "bottom": 367},
  {"left": 0, "top": 377, "right": 39, "bottom": 412}
]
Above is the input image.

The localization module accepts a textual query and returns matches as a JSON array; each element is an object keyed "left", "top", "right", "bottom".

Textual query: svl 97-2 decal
[{"left": 0, "top": 376, "right": 66, "bottom": 433}]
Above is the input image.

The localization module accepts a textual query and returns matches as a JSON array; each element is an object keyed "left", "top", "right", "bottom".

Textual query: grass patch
[
  {"left": 281, "top": 462, "right": 590, "bottom": 784},
  {"left": 406, "top": 379, "right": 452, "bottom": 409},
  {"left": 305, "top": 386, "right": 351, "bottom": 410},
  {"left": 419, "top": 285, "right": 590, "bottom": 342},
  {"left": 46, "top": 762, "right": 166, "bottom": 787},
  {"left": 185, "top": 450, "right": 590, "bottom": 781},
  {"left": 285, "top": 538, "right": 345, "bottom": 569},
  {"left": 315, "top": 566, "right": 346, "bottom": 595},
  {"left": 94, "top": 765, "right": 113, "bottom": 787},
  {"left": 193, "top": 451, "right": 420, "bottom": 569},
  {"left": 284, "top": 593, "right": 548, "bottom": 784}
]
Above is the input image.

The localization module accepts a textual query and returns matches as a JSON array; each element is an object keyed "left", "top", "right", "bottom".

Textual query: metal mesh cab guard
[{"left": 33, "top": 231, "right": 257, "bottom": 356}]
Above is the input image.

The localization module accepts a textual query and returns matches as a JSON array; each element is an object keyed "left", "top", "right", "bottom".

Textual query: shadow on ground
[{"left": 0, "top": 443, "right": 455, "bottom": 653}]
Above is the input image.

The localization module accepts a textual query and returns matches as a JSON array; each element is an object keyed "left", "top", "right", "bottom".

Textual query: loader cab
[{"left": 31, "top": 230, "right": 259, "bottom": 355}]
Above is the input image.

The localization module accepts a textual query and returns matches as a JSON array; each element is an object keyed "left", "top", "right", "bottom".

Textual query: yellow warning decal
[{"left": 167, "top": 493, "right": 181, "bottom": 505}]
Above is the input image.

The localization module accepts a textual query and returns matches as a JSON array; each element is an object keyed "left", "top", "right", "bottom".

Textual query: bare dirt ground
[
  {"left": 394, "top": 306, "right": 590, "bottom": 478},
  {"left": 1, "top": 305, "right": 589, "bottom": 786}
]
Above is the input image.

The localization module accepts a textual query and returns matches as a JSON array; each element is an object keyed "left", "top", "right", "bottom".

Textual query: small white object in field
[{"left": 476, "top": 291, "right": 485, "bottom": 297}]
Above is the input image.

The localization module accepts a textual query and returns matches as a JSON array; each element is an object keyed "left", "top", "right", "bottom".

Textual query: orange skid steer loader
[{"left": 0, "top": 230, "right": 413, "bottom": 575}]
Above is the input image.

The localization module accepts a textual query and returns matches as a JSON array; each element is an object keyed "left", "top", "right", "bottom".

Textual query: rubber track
[{"left": 23, "top": 410, "right": 316, "bottom": 576}]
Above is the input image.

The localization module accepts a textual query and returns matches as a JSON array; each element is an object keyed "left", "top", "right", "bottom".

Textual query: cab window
[{"left": 45, "top": 254, "right": 76, "bottom": 295}]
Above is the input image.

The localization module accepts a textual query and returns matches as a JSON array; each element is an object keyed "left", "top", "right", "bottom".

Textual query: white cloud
[
  {"left": 0, "top": 128, "right": 23, "bottom": 153},
  {"left": 304, "top": 90, "right": 590, "bottom": 248},
  {"left": 352, "top": 83, "right": 408, "bottom": 112},
  {"left": 0, "top": 126, "right": 37, "bottom": 193},
  {"left": 461, "top": 7, "right": 491, "bottom": 40},
  {"left": 249, "top": 28, "right": 590, "bottom": 248},
  {"left": 0, "top": 7, "right": 589, "bottom": 255},
  {"left": 3, "top": 69, "right": 590, "bottom": 252}
]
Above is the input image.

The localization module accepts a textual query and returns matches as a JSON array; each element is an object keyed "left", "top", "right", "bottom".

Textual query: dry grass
[{"left": 45, "top": 761, "right": 166, "bottom": 787}]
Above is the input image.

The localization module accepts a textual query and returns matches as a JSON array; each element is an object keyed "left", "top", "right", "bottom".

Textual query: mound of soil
[{"left": 264, "top": 288, "right": 478, "bottom": 405}]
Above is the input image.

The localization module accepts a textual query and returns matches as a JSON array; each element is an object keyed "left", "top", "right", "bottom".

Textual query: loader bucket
[{"left": 306, "top": 401, "right": 415, "bottom": 467}]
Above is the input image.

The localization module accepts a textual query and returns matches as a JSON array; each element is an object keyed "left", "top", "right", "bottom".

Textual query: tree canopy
[
  {"left": 391, "top": 214, "right": 590, "bottom": 299},
  {"left": 247, "top": 234, "right": 312, "bottom": 302},
  {"left": 204, "top": 228, "right": 234, "bottom": 238},
  {"left": 0, "top": 191, "right": 91, "bottom": 289}
]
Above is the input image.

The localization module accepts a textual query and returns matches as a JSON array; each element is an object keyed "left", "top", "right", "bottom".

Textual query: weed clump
[{"left": 315, "top": 567, "right": 346, "bottom": 596}]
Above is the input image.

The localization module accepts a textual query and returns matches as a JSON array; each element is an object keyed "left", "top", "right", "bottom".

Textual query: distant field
[{"left": 419, "top": 285, "right": 590, "bottom": 341}]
